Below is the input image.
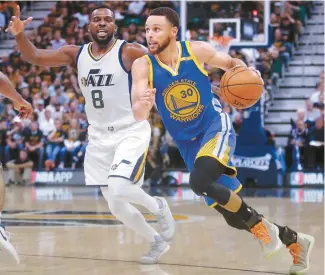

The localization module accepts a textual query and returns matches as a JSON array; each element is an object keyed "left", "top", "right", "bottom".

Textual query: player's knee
[
  {"left": 195, "top": 156, "right": 225, "bottom": 181},
  {"left": 107, "top": 198, "right": 124, "bottom": 217},
  {"left": 189, "top": 167, "right": 209, "bottom": 195},
  {"left": 107, "top": 177, "right": 131, "bottom": 200},
  {"left": 189, "top": 157, "right": 225, "bottom": 196}
]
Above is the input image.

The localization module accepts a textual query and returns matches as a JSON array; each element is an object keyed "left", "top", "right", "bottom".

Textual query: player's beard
[
  {"left": 91, "top": 31, "right": 114, "bottom": 47},
  {"left": 149, "top": 36, "right": 171, "bottom": 55}
]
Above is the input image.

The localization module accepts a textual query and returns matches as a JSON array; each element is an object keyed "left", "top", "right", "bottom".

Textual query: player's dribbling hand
[
  {"left": 5, "top": 5, "right": 33, "bottom": 36},
  {"left": 140, "top": 88, "right": 156, "bottom": 108},
  {"left": 249, "top": 67, "right": 264, "bottom": 84},
  {"left": 13, "top": 97, "right": 33, "bottom": 119}
]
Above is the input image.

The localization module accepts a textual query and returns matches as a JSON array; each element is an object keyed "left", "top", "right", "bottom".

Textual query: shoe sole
[
  {"left": 289, "top": 235, "right": 315, "bottom": 275},
  {"left": 140, "top": 244, "right": 170, "bottom": 265}
]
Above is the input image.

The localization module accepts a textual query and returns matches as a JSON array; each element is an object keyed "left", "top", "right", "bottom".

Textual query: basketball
[{"left": 220, "top": 66, "right": 264, "bottom": 109}]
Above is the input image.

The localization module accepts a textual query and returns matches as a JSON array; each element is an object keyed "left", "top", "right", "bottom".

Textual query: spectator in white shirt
[
  {"left": 46, "top": 96, "right": 63, "bottom": 119},
  {"left": 73, "top": 6, "right": 89, "bottom": 28},
  {"left": 128, "top": 1, "right": 145, "bottom": 15},
  {"left": 39, "top": 109, "right": 55, "bottom": 137},
  {"left": 310, "top": 82, "right": 324, "bottom": 104}
]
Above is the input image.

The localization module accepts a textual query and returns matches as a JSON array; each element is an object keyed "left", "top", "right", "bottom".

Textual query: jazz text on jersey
[{"left": 81, "top": 69, "right": 115, "bottom": 88}]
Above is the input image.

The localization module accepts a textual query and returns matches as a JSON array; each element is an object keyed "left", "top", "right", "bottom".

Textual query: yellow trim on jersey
[
  {"left": 134, "top": 149, "right": 148, "bottom": 184},
  {"left": 88, "top": 39, "right": 117, "bottom": 61},
  {"left": 196, "top": 133, "right": 237, "bottom": 178},
  {"left": 221, "top": 144, "right": 231, "bottom": 164},
  {"left": 154, "top": 42, "right": 182, "bottom": 76},
  {"left": 208, "top": 184, "right": 243, "bottom": 208},
  {"left": 180, "top": 56, "right": 192, "bottom": 61},
  {"left": 185, "top": 41, "right": 209, "bottom": 77},
  {"left": 144, "top": 55, "right": 154, "bottom": 89}
]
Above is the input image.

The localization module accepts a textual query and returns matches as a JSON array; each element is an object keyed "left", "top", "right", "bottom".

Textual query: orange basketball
[{"left": 220, "top": 66, "right": 263, "bottom": 109}]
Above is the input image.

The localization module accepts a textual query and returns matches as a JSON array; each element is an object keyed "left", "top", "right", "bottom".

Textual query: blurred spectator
[
  {"left": 55, "top": 85, "right": 70, "bottom": 105},
  {"left": 51, "top": 30, "right": 67, "bottom": 50},
  {"left": 6, "top": 149, "right": 33, "bottom": 185},
  {"left": 129, "top": 1, "right": 146, "bottom": 15},
  {"left": 0, "top": 119, "right": 6, "bottom": 161},
  {"left": 59, "top": 118, "right": 80, "bottom": 169},
  {"left": 0, "top": 9, "right": 5, "bottom": 31},
  {"left": 310, "top": 82, "right": 324, "bottom": 104},
  {"left": 160, "top": 131, "right": 184, "bottom": 169},
  {"left": 46, "top": 97, "right": 64, "bottom": 120},
  {"left": 305, "top": 99, "right": 321, "bottom": 128},
  {"left": 45, "top": 119, "right": 65, "bottom": 171},
  {"left": 144, "top": 147, "right": 161, "bottom": 185},
  {"left": 73, "top": 6, "right": 89, "bottom": 28},
  {"left": 39, "top": 109, "right": 55, "bottom": 137},
  {"left": 271, "top": 28, "right": 290, "bottom": 71},
  {"left": 285, "top": 120, "right": 309, "bottom": 170},
  {"left": 24, "top": 122, "right": 44, "bottom": 169},
  {"left": 5, "top": 116, "right": 24, "bottom": 162},
  {"left": 233, "top": 113, "right": 243, "bottom": 135},
  {"left": 72, "top": 131, "right": 88, "bottom": 168},
  {"left": 305, "top": 117, "right": 324, "bottom": 169}
]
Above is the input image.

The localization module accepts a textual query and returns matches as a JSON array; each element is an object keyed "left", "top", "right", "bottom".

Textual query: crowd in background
[
  {"left": 286, "top": 71, "right": 324, "bottom": 170},
  {"left": 0, "top": 1, "right": 322, "bottom": 184}
]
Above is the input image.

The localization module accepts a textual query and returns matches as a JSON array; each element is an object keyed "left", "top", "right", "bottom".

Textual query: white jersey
[
  {"left": 77, "top": 39, "right": 145, "bottom": 130},
  {"left": 77, "top": 39, "right": 151, "bottom": 186}
]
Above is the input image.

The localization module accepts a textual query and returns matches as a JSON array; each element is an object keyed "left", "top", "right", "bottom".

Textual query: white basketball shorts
[{"left": 84, "top": 121, "right": 151, "bottom": 186}]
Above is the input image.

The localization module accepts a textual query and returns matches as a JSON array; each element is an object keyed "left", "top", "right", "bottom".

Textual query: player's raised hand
[
  {"left": 5, "top": 5, "right": 33, "bottom": 36},
  {"left": 140, "top": 88, "right": 156, "bottom": 108}
]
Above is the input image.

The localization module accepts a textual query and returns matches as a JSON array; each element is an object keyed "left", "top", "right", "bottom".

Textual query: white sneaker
[
  {"left": 250, "top": 218, "right": 283, "bottom": 259},
  {"left": 155, "top": 197, "right": 175, "bottom": 242},
  {"left": 288, "top": 233, "right": 315, "bottom": 275},
  {"left": 0, "top": 224, "right": 19, "bottom": 264},
  {"left": 140, "top": 235, "right": 170, "bottom": 264}
]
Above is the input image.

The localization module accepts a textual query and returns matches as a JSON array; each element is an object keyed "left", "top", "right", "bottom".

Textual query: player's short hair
[
  {"left": 149, "top": 7, "right": 179, "bottom": 28},
  {"left": 90, "top": 5, "right": 115, "bottom": 19}
]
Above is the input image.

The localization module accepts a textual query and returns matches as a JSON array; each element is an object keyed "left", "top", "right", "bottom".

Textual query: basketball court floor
[{"left": 0, "top": 186, "right": 323, "bottom": 275}]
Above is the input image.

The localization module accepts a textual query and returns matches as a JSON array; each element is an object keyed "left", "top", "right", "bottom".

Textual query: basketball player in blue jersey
[{"left": 132, "top": 7, "right": 314, "bottom": 274}]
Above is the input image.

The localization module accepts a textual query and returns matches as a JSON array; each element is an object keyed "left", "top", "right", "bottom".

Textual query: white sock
[
  {"left": 101, "top": 187, "right": 159, "bottom": 242},
  {"left": 106, "top": 177, "right": 160, "bottom": 214}
]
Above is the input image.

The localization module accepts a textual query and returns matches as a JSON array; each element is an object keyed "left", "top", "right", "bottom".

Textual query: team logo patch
[
  {"left": 163, "top": 79, "right": 204, "bottom": 122},
  {"left": 81, "top": 77, "right": 87, "bottom": 87}
]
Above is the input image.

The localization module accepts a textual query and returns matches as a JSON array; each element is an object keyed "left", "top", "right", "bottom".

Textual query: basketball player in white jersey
[
  {"left": 0, "top": 71, "right": 32, "bottom": 264},
  {"left": 7, "top": 5, "right": 175, "bottom": 264}
]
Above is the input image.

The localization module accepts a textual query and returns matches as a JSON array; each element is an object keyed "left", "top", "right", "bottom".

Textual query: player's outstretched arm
[
  {"left": 6, "top": 5, "right": 79, "bottom": 67},
  {"left": 190, "top": 41, "right": 247, "bottom": 71},
  {"left": 0, "top": 72, "right": 32, "bottom": 119},
  {"left": 131, "top": 57, "right": 156, "bottom": 121}
]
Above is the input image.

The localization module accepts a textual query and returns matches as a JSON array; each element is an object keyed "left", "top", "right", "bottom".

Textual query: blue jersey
[
  {"left": 145, "top": 41, "right": 222, "bottom": 141},
  {"left": 145, "top": 41, "right": 243, "bottom": 207}
]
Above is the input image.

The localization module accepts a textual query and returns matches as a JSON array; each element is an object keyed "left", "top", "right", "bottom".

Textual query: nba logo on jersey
[{"left": 81, "top": 69, "right": 115, "bottom": 87}]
